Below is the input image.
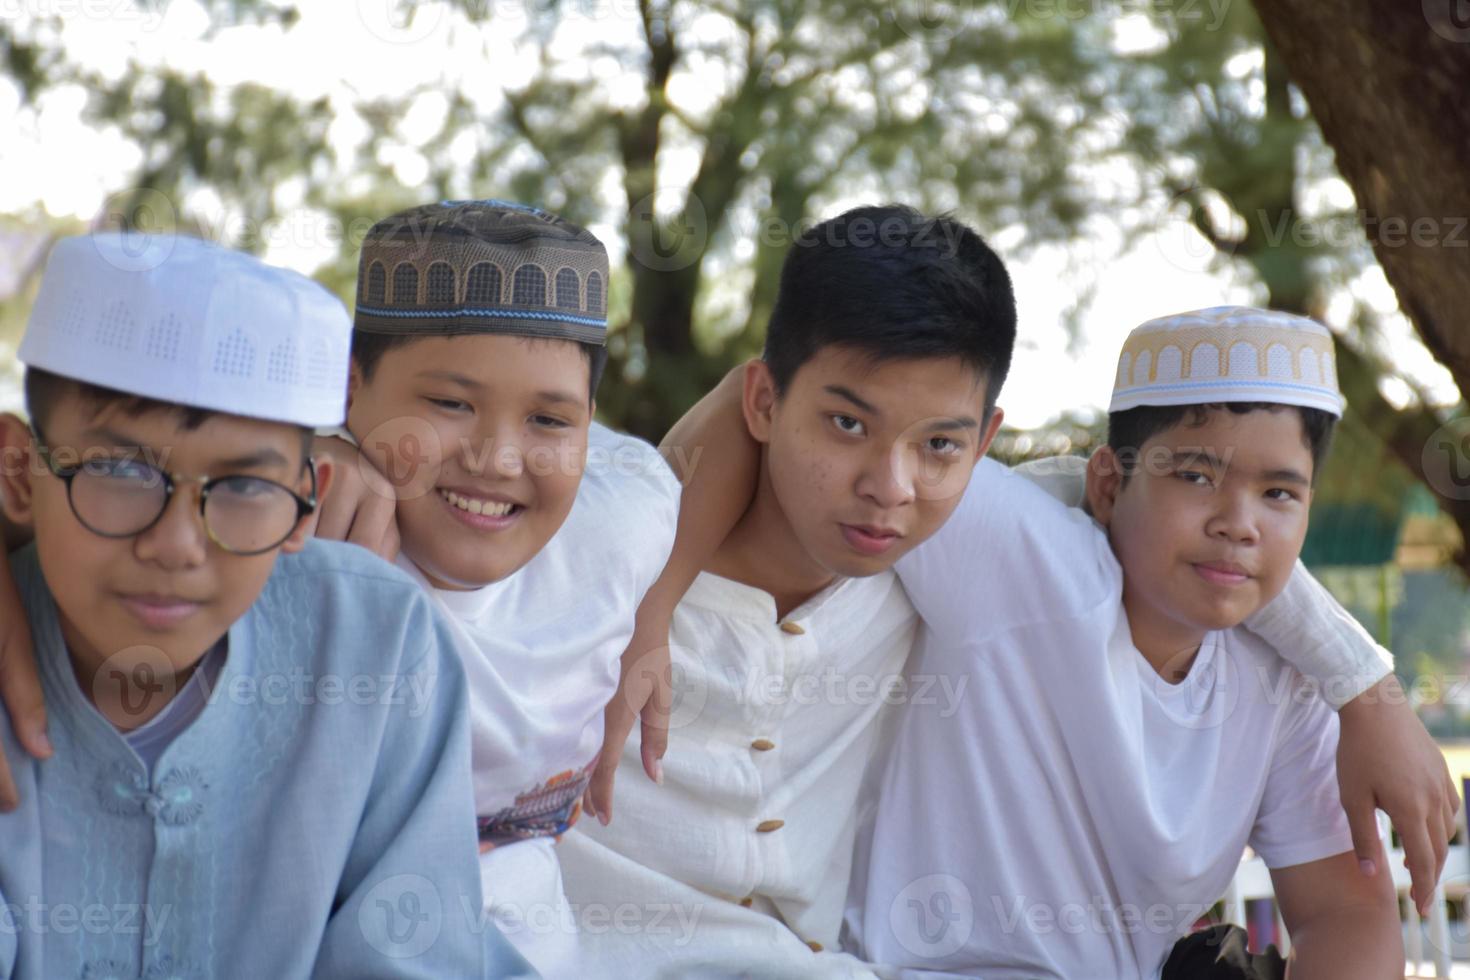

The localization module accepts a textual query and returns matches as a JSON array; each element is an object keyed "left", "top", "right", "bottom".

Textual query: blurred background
[{"left": 2, "top": 1, "right": 1468, "bottom": 746}]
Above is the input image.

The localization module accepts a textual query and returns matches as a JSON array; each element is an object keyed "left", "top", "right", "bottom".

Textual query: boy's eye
[
  {"left": 927, "top": 436, "right": 962, "bottom": 456},
  {"left": 1265, "top": 488, "right": 1300, "bottom": 502},
  {"left": 425, "top": 397, "right": 469, "bottom": 412},
  {"left": 831, "top": 414, "right": 865, "bottom": 436},
  {"left": 85, "top": 456, "right": 161, "bottom": 486},
  {"left": 530, "top": 414, "right": 570, "bottom": 429},
  {"left": 212, "top": 476, "right": 278, "bottom": 501},
  {"left": 1175, "top": 470, "right": 1212, "bottom": 486}
]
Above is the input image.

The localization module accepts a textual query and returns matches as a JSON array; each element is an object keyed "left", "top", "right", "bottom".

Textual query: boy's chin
[
  {"left": 820, "top": 546, "right": 905, "bottom": 580},
  {"left": 409, "top": 545, "right": 528, "bottom": 591},
  {"left": 1182, "top": 599, "right": 1259, "bottom": 634}
]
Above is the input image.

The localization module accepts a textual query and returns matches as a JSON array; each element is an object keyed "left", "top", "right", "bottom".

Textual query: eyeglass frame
[{"left": 29, "top": 422, "right": 320, "bottom": 556}]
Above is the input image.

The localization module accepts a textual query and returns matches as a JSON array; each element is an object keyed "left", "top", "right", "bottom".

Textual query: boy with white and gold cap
[
  {"left": 0, "top": 234, "right": 531, "bottom": 978},
  {"left": 848, "top": 306, "right": 1404, "bottom": 977}
]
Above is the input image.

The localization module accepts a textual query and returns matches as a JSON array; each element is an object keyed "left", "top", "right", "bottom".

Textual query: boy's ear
[
  {"left": 346, "top": 360, "right": 363, "bottom": 412},
  {"left": 281, "top": 456, "right": 335, "bottom": 555},
  {"left": 1086, "top": 446, "right": 1124, "bottom": 527},
  {"left": 0, "top": 413, "right": 38, "bottom": 526},
  {"left": 974, "top": 406, "right": 1005, "bottom": 463},
  {"left": 742, "top": 359, "right": 778, "bottom": 445}
]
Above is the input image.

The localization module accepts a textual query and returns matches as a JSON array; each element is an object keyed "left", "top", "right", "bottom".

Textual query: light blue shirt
[{"left": 0, "top": 539, "right": 536, "bottom": 979}]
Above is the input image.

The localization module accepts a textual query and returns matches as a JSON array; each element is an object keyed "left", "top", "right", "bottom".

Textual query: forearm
[
  {"left": 1285, "top": 906, "right": 1403, "bottom": 980},
  {"left": 1247, "top": 560, "right": 1392, "bottom": 709},
  {"left": 646, "top": 363, "right": 759, "bottom": 621}
]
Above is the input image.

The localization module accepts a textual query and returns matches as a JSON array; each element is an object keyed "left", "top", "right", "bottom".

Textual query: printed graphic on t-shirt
[{"left": 477, "top": 761, "right": 595, "bottom": 851}]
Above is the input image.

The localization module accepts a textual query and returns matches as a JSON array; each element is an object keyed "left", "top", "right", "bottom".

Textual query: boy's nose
[
  {"left": 1206, "top": 497, "right": 1259, "bottom": 545},
  {"left": 856, "top": 447, "right": 917, "bottom": 510},
  {"left": 132, "top": 487, "right": 209, "bottom": 569}
]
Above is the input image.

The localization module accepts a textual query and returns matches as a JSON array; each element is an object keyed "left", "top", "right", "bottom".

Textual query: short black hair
[
  {"left": 762, "top": 204, "right": 1016, "bottom": 417},
  {"left": 350, "top": 330, "right": 607, "bottom": 403},
  {"left": 23, "top": 367, "right": 314, "bottom": 460},
  {"left": 1107, "top": 402, "right": 1337, "bottom": 485}
]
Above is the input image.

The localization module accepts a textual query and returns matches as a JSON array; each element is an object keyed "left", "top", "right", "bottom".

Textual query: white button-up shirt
[{"left": 561, "top": 567, "right": 917, "bottom": 978}]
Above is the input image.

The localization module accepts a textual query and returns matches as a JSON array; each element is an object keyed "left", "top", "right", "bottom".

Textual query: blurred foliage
[
  {"left": 5, "top": 0, "right": 1470, "bottom": 679},
  {"left": 2, "top": 1, "right": 1157, "bottom": 437}
]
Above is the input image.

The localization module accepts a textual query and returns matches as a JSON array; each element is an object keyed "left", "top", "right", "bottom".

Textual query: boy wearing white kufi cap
[
  {"left": 0, "top": 233, "right": 531, "bottom": 978},
  {"left": 852, "top": 306, "right": 1403, "bottom": 977}
]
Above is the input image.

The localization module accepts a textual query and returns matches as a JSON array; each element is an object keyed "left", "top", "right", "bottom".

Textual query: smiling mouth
[{"left": 438, "top": 489, "right": 521, "bottom": 517}]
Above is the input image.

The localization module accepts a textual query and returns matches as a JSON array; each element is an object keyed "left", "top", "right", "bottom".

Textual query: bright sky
[{"left": 0, "top": 0, "right": 1458, "bottom": 427}]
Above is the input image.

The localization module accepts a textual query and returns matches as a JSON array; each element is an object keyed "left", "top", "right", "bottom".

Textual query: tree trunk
[{"left": 1253, "top": 0, "right": 1470, "bottom": 570}]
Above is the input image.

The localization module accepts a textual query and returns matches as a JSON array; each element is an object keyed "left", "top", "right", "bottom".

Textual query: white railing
[{"left": 1221, "top": 807, "right": 1467, "bottom": 977}]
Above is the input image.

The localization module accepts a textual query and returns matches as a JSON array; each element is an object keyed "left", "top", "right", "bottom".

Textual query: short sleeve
[
  {"left": 1011, "top": 454, "right": 1088, "bottom": 508},
  {"left": 585, "top": 422, "right": 681, "bottom": 599},
  {"left": 896, "top": 457, "right": 1116, "bottom": 642},
  {"left": 1244, "top": 560, "right": 1392, "bottom": 709},
  {"left": 1249, "top": 673, "right": 1357, "bottom": 869}
]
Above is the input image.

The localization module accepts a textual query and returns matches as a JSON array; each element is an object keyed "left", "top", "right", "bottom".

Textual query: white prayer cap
[
  {"left": 1109, "top": 305, "right": 1345, "bottom": 419},
  {"left": 18, "top": 233, "right": 351, "bottom": 427}
]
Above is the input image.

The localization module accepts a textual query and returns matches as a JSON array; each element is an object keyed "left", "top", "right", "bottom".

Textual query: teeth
[{"left": 440, "top": 490, "right": 515, "bottom": 517}]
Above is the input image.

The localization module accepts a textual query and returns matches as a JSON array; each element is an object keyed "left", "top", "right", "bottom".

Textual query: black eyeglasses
[{"left": 31, "top": 424, "right": 318, "bottom": 556}]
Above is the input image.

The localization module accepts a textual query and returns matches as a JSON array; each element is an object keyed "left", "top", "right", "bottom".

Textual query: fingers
[
  {"left": 0, "top": 619, "right": 51, "bottom": 813},
  {"left": 0, "top": 753, "right": 15, "bottom": 813},
  {"left": 0, "top": 622, "right": 50, "bottom": 762},
  {"left": 378, "top": 518, "right": 402, "bottom": 563},
  {"left": 640, "top": 662, "right": 672, "bottom": 784},
  {"left": 1434, "top": 803, "right": 1451, "bottom": 877},
  {"left": 345, "top": 491, "right": 397, "bottom": 557},
  {"left": 589, "top": 697, "right": 639, "bottom": 826},
  {"left": 1343, "top": 799, "right": 1383, "bottom": 879},
  {"left": 1400, "top": 821, "right": 1437, "bottom": 916},
  {"left": 315, "top": 457, "right": 401, "bottom": 558},
  {"left": 586, "top": 752, "right": 620, "bottom": 827}
]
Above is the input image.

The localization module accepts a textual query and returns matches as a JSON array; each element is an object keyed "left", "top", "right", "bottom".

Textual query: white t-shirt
[
  {"left": 397, "top": 422, "right": 680, "bottom": 836},
  {"left": 848, "top": 457, "right": 1355, "bottom": 979}
]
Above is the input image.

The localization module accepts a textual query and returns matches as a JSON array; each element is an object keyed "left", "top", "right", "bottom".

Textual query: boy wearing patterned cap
[
  {"left": 849, "top": 306, "right": 1403, "bottom": 977},
  {"left": 307, "top": 200, "right": 681, "bottom": 975},
  {"left": 0, "top": 234, "right": 529, "bottom": 979}
]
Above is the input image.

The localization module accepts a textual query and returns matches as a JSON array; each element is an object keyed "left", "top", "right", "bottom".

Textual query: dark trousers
[{"left": 1161, "top": 925, "right": 1287, "bottom": 980}]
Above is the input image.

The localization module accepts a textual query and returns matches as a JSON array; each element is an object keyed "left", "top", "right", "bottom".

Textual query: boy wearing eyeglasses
[{"left": 0, "top": 234, "right": 529, "bottom": 978}]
